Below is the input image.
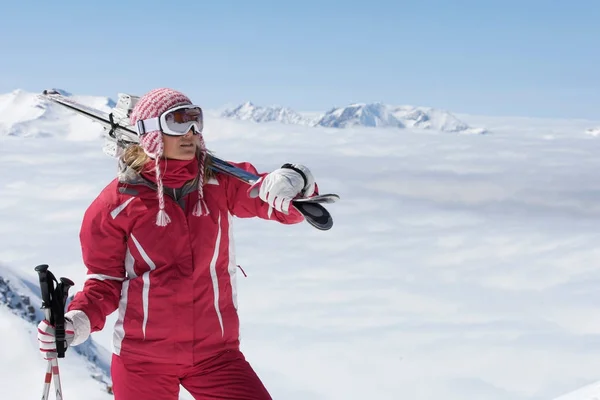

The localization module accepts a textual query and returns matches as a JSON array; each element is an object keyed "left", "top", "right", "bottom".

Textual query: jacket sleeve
[
  {"left": 67, "top": 193, "right": 128, "bottom": 333},
  {"left": 222, "top": 161, "right": 305, "bottom": 224}
]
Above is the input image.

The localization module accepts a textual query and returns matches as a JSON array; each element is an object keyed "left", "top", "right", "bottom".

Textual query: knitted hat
[{"left": 129, "top": 88, "right": 209, "bottom": 226}]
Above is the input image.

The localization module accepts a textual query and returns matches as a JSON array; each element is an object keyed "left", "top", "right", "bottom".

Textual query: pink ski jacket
[{"left": 67, "top": 161, "right": 304, "bottom": 364}]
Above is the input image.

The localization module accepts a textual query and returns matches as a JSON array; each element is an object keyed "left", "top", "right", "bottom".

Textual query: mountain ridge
[{"left": 221, "top": 100, "right": 488, "bottom": 134}]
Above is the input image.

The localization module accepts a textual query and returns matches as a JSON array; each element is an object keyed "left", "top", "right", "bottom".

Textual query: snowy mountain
[
  {"left": 221, "top": 101, "right": 487, "bottom": 133},
  {"left": 221, "top": 101, "right": 315, "bottom": 126},
  {"left": 4, "top": 90, "right": 485, "bottom": 136},
  {"left": 0, "top": 89, "right": 114, "bottom": 139},
  {"left": 315, "top": 102, "right": 486, "bottom": 133},
  {"left": 585, "top": 127, "right": 600, "bottom": 136}
]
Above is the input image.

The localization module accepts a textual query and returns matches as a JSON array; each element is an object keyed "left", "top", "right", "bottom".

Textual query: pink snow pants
[{"left": 111, "top": 349, "right": 273, "bottom": 400}]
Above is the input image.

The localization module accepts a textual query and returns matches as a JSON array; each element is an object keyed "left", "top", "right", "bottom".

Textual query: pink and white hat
[{"left": 129, "top": 88, "right": 208, "bottom": 226}]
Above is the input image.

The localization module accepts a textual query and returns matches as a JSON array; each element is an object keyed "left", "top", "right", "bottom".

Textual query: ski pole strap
[
  {"left": 54, "top": 278, "right": 74, "bottom": 358},
  {"left": 52, "top": 294, "right": 66, "bottom": 357}
]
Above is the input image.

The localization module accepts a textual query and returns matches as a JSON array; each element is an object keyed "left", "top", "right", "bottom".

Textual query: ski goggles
[{"left": 135, "top": 105, "right": 204, "bottom": 136}]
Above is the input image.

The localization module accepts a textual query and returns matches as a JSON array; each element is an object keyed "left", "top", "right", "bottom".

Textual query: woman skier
[{"left": 37, "top": 87, "right": 318, "bottom": 399}]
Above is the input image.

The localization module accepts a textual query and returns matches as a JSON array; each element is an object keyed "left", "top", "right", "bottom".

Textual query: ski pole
[
  {"left": 35, "top": 264, "right": 74, "bottom": 400},
  {"left": 35, "top": 264, "right": 55, "bottom": 400}
]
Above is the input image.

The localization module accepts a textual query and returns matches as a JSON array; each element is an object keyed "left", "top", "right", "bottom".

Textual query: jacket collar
[{"left": 116, "top": 159, "right": 199, "bottom": 201}]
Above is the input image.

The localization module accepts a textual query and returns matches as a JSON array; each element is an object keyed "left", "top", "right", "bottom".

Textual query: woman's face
[{"left": 162, "top": 130, "right": 198, "bottom": 160}]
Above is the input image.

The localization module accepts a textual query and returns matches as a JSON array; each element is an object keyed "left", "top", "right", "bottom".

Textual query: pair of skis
[{"left": 39, "top": 90, "right": 339, "bottom": 230}]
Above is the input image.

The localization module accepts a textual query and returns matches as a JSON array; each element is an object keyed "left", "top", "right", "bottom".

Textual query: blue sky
[{"left": 1, "top": 0, "right": 599, "bottom": 119}]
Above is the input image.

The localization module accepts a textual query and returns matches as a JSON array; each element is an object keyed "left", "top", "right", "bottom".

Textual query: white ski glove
[
  {"left": 37, "top": 310, "right": 91, "bottom": 360},
  {"left": 249, "top": 163, "right": 316, "bottom": 214}
]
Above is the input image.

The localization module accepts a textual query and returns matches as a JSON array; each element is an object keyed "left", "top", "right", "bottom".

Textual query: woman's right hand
[{"left": 37, "top": 310, "right": 91, "bottom": 360}]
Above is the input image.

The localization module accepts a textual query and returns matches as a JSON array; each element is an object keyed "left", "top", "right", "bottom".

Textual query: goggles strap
[{"left": 136, "top": 118, "right": 160, "bottom": 135}]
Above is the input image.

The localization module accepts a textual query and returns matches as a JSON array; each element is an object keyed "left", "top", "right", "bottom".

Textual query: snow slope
[
  {"left": 553, "top": 380, "right": 600, "bottom": 400},
  {"left": 3, "top": 89, "right": 600, "bottom": 399}
]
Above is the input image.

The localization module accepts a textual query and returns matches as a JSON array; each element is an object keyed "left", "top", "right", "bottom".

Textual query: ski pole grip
[
  {"left": 59, "top": 277, "right": 75, "bottom": 305},
  {"left": 34, "top": 264, "right": 52, "bottom": 313}
]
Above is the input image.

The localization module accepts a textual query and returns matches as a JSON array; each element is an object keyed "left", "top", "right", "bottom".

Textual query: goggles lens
[{"left": 162, "top": 106, "right": 203, "bottom": 135}]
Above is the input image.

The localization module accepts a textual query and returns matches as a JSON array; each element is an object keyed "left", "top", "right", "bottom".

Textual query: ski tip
[{"left": 293, "top": 203, "right": 334, "bottom": 231}]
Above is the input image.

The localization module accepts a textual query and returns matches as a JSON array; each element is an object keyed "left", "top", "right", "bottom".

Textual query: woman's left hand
[{"left": 249, "top": 163, "right": 316, "bottom": 213}]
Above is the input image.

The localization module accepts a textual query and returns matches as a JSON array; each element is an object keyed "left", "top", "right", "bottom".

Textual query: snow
[{"left": 2, "top": 89, "right": 600, "bottom": 399}]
